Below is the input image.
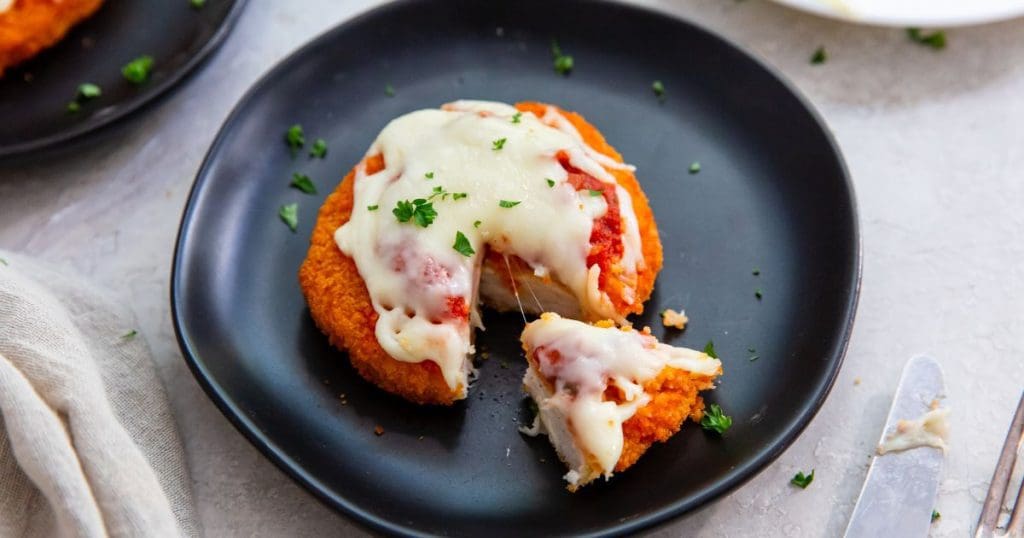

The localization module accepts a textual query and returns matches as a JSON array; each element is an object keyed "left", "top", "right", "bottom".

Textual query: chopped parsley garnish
[
  {"left": 290, "top": 173, "right": 316, "bottom": 194},
  {"left": 755, "top": 288, "right": 763, "bottom": 300},
  {"left": 190, "top": 0, "right": 205, "bottom": 8},
  {"left": 122, "top": 55, "right": 154, "bottom": 84},
  {"left": 78, "top": 83, "right": 101, "bottom": 99},
  {"left": 907, "top": 28, "right": 947, "bottom": 50},
  {"left": 551, "top": 40, "right": 574, "bottom": 75},
  {"left": 703, "top": 340, "right": 719, "bottom": 359},
  {"left": 492, "top": 137, "right": 507, "bottom": 150},
  {"left": 810, "top": 46, "right": 827, "bottom": 65},
  {"left": 546, "top": 178, "right": 556, "bottom": 188},
  {"left": 473, "top": 220, "right": 482, "bottom": 228},
  {"left": 588, "top": 189, "right": 602, "bottom": 197},
  {"left": 309, "top": 138, "right": 327, "bottom": 158},
  {"left": 689, "top": 161, "right": 701, "bottom": 174},
  {"left": 121, "top": 329, "right": 138, "bottom": 340},
  {"left": 0, "top": 258, "right": 7, "bottom": 266},
  {"left": 452, "top": 231, "right": 475, "bottom": 257},
  {"left": 393, "top": 199, "right": 437, "bottom": 227},
  {"left": 367, "top": 205, "right": 379, "bottom": 211},
  {"left": 652, "top": 80, "right": 665, "bottom": 98},
  {"left": 426, "top": 185, "right": 462, "bottom": 201},
  {"left": 749, "top": 354, "right": 760, "bottom": 362},
  {"left": 452, "top": 192, "right": 468, "bottom": 200},
  {"left": 748, "top": 347, "right": 756, "bottom": 353},
  {"left": 931, "top": 510, "right": 940, "bottom": 522},
  {"left": 425, "top": 171, "right": 434, "bottom": 179},
  {"left": 284, "top": 124, "right": 305, "bottom": 154},
  {"left": 511, "top": 112, "right": 522, "bottom": 124},
  {"left": 67, "top": 83, "right": 101, "bottom": 112},
  {"left": 498, "top": 199, "right": 520, "bottom": 208},
  {"left": 700, "top": 403, "right": 732, "bottom": 434},
  {"left": 752, "top": 268, "right": 761, "bottom": 276},
  {"left": 791, "top": 469, "right": 814, "bottom": 489},
  {"left": 279, "top": 203, "right": 298, "bottom": 232},
  {"left": 384, "top": 83, "right": 395, "bottom": 97}
]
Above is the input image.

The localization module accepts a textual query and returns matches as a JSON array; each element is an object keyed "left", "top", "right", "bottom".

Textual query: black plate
[
  {"left": 0, "top": 0, "right": 245, "bottom": 158},
  {"left": 172, "top": 1, "right": 860, "bottom": 535}
]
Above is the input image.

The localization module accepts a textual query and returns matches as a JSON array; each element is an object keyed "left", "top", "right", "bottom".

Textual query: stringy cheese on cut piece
[
  {"left": 520, "top": 313, "right": 722, "bottom": 491},
  {"left": 0, "top": 0, "right": 105, "bottom": 76},
  {"left": 877, "top": 407, "right": 950, "bottom": 455},
  {"left": 300, "top": 100, "right": 662, "bottom": 405}
]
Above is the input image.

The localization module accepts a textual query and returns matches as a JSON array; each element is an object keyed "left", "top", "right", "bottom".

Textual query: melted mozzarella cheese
[
  {"left": 335, "top": 101, "right": 642, "bottom": 390},
  {"left": 877, "top": 407, "right": 950, "bottom": 455},
  {"left": 521, "top": 313, "right": 721, "bottom": 476}
]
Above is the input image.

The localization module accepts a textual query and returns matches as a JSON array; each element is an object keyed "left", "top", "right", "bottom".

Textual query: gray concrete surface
[{"left": 2, "top": 0, "right": 1022, "bottom": 535}]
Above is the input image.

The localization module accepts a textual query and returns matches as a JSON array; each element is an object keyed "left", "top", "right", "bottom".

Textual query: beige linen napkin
[{"left": 0, "top": 252, "right": 198, "bottom": 538}]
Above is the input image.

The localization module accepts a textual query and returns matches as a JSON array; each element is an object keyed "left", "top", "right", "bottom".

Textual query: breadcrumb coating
[
  {"left": 0, "top": 0, "right": 104, "bottom": 76},
  {"left": 299, "top": 102, "right": 663, "bottom": 405}
]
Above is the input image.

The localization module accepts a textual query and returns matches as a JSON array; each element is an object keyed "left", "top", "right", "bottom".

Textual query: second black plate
[
  {"left": 0, "top": 0, "right": 245, "bottom": 158},
  {"left": 173, "top": 1, "right": 860, "bottom": 536}
]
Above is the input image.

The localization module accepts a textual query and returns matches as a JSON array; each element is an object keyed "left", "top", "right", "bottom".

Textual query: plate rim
[
  {"left": 170, "top": 1, "right": 863, "bottom": 535},
  {"left": 0, "top": 0, "right": 248, "bottom": 159}
]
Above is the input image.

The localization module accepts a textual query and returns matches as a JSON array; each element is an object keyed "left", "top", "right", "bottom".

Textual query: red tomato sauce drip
[{"left": 556, "top": 151, "right": 624, "bottom": 285}]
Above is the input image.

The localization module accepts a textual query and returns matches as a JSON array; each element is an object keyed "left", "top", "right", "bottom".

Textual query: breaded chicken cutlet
[{"left": 0, "top": 0, "right": 104, "bottom": 76}]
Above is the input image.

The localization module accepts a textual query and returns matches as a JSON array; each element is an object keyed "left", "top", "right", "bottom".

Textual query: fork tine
[{"left": 976, "top": 392, "right": 1024, "bottom": 538}]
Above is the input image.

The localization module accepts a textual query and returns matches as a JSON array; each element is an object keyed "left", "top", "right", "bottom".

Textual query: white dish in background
[{"left": 773, "top": 0, "right": 1024, "bottom": 27}]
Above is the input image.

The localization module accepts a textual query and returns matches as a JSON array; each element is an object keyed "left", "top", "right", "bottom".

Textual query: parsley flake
[
  {"left": 791, "top": 469, "right": 814, "bottom": 489},
  {"left": 551, "top": 40, "right": 574, "bottom": 75},
  {"left": 425, "top": 171, "right": 434, "bottom": 179},
  {"left": 689, "top": 161, "right": 701, "bottom": 174},
  {"left": 284, "top": 124, "right": 305, "bottom": 154},
  {"left": 931, "top": 510, "right": 940, "bottom": 522},
  {"left": 752, "top": 267, "right": 761, "bottom": 276},
  {"left": 393, "top": 199, "right": 437, "bottom": 228},
  {"left": 384, "top": 83, "right": 395, "bottom": 97},
  {"left": 367, "top": 205, "right": 379, "bottom": 211},
  {"left": 652, "top": 80, "right": 665, "bottom": 98},
  {"left": 190, "top": 0, "right": 205, "bottom": 8},
  {"left": 290, "top": 173, "right": 316, "bottom": 194},
  {"left": 122, "top": 55, "right": 154, "bottom": 84},
  {"left": 473, "top": 220, "right": 482, "bottom": 228},
  {"left": 907, "top": 28, "right": 947, "bottom": 50},
  {"left": 492, "top": 137, "right": 507, "bottom": 150},
  {"left": 511, "top": 112, "right": 522, "bottom": 124},
  {"left": 703, "top": 340, "right": 719, "bottom": 359},
  {"left": 0, "top": 258, "right": 7, "bottom": 266},
  {"left": 309, "top": 138, "right": 327, "bottom": 158},
  {"left": 588, "top": 189, "right": 602, "bottom": 197},
  {"left": 453, "top": 231, "right": 475, "bottom": 257},
  {"left": 452, "top": 192, "right": 468, "bottom": 200},
  {"left": 279, "top": 203, "right": 298, "bottom": 232},
  {"left": 700, "top": 403, "right": 732, "bottom": 434},
  {"left": 755, "top": 288, "right": 763, "bottom": 300},
  {"left": 810, "top": 46, "right": 827, "bottom": 65},
  {"left": 66, "top": 101, "right": 81, "bottom": 113},
  {"left": 121, "top": 329, "right": 138, "bottom": 340},
  {"left": 498, "top": 200, "right": 520, "bottom": 208},
  {"left": 546, "top": 178, "right": 556, "bottom": 188},
  {"left": 78, "top": 83, "right": 101, "bottom": 99}
]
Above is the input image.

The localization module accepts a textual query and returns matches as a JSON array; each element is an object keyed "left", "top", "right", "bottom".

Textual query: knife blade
[{"left": 844, "top": 355, "right": 947, "bottom": 538}]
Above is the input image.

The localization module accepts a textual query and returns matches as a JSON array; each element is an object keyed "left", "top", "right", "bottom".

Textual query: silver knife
[{"left": 844, "top": 355, "right": 947, "bottom": 538}]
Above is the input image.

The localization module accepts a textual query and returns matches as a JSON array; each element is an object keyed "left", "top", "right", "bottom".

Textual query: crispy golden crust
[
  {"left": 616, "top": 367, "right": 716, "bottom": 472},
  {"left": 0, "top": 0, "right": 104, "bottom": 76},
  {"left": 299, "top": 102, "right": 662, "bottom": 405}
]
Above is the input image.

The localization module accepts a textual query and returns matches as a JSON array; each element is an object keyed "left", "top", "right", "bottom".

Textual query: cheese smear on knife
[
  {"left": 521, "top": 313, "right": 721, "bottom": 484},
  {"left": 335, "top": 101, "right": 644, "bottom": 390}
]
